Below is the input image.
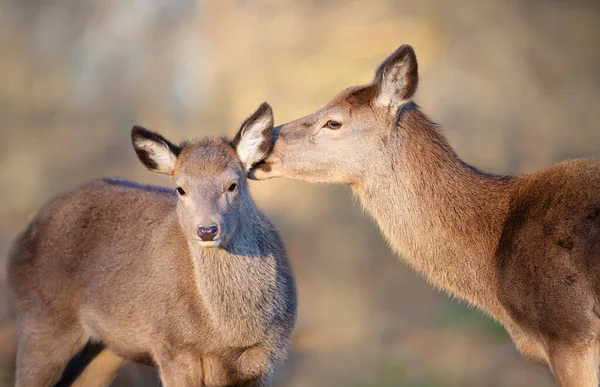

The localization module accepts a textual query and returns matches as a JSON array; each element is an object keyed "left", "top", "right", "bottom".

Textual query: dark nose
[{"left": 197, "top": 224, "right": 219, "bottom": 241}]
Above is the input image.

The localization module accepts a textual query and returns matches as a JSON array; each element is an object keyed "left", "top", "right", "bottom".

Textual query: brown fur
[
  {"left": 8, "top": 104, "right": 297, "bottom": 387},
  {"left": 251, "top": 45, "right": 600, "bottom": 386}
]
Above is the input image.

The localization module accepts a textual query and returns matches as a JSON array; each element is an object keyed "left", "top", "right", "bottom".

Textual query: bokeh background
[{"left": 1, "top": 0, "right": 600, "bottom": 386}]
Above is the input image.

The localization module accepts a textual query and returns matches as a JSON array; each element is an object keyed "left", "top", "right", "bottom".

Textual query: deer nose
[{"left": 197, "top": 224, "right": 219, "bottom": 241}]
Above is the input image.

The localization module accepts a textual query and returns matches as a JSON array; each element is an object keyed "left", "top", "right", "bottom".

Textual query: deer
[
  {"left": 249, "top": 44, "right": 600, "bottom": 386},
  {"left": 7, "top": 102, "right": 297, "bottom": 387}
]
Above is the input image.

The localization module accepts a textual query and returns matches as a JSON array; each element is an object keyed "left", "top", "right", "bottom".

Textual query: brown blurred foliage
[{"left": 1, "top": 0, "right": 599, "bottom": 386}]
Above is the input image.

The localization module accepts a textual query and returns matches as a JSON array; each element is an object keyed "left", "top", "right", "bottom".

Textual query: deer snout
[
  {"left": 197, "top": 224, "right": 219, "bottom": 241},
  {"left": 248, "top": 155, "right": 282, "bottom": 180}
]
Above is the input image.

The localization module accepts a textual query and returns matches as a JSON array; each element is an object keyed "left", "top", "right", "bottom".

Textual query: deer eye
[
  {"left": 325, "top": 120, "right": 342, "bottom": 130},
  {"left": 176, "top": 187, "right": 186, "bottom": 196},
  {"left": 227, "top": 183, "right": 238, "bottom": 193}
]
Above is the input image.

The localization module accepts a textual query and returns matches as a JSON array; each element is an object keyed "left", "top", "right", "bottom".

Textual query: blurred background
[{"left": 1, "top": 0, "right": 600, "bottom": 386}]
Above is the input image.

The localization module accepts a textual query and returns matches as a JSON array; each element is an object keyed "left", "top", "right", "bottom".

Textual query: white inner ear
[
  {"left": 135, "top": 138, "right": 177, "bottom": 172},
  {"left": 377, "top": 59, "right": 411, "bottom": 109},
  {"left": 237, "top": 116, "right": 272, "bottom": 170}
]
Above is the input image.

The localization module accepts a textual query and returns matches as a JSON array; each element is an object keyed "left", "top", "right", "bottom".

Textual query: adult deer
[
  {"left": 250, "top": 45, "right": 600, "bottom": 386},
  {"left": 8, "top": 103, "right": 297, "bottom": 387}
]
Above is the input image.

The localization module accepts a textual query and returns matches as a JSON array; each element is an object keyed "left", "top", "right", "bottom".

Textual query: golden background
[{"left": 1, "top": 0, "right": 600, "bottom": 385}]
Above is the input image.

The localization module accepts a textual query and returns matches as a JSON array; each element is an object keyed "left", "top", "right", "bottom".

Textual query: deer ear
[
  {"left": 373, "top": 44, "right": 418, "bottom": 111},
  {"left": 233, "top": 102, "right": 274, "bottom": 170},
  {"left": 131, "top": 126, "right": 180, "bottom": 175}
]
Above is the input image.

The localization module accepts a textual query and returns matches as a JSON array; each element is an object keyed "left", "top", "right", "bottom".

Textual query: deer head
[
  {"left": 249, "top": 45, "right": 418, "bottom": 185},
  {"left": 132, "top": 103, "right": 274, "bottom": 248}
]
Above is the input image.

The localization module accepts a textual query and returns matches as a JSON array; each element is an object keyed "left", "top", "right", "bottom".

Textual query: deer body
[
  {"left": 9, "top": 104, "right": 296, "bottom": 387},
  {"left": 251, "top": 46, "right": 600, "bottom": 386},
  {"left": 356, "top": 110, "right": 600, "bottom": 366}
]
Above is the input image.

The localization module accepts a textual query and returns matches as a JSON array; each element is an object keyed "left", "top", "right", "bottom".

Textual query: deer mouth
[
  {"left": 198, "top": 238, "right": 222, "bottom": 248},
  {"left": 248, "top": 161, "right": 280, "bottom": 180}
]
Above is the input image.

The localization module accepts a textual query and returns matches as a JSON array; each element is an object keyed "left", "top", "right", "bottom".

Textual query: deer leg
[
  {"left": 548, "top": 342, "right": 598, "bottom": 387},
  {"left": 70, "top": 348, "right": 125, "bottom": 387},
  {"left": 505, "top": 325, "right": 549, "bottom": 366},
  {"left": 154, "top": 349, "right": 203, "bottom": 387},
  {"left": 15, "top": 322, "right": 87, "bottom": 387}
]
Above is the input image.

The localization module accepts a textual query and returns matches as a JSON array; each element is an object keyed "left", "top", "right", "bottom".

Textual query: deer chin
[{"left": 198, "top": 238, "right": 222, "bottom": 248}]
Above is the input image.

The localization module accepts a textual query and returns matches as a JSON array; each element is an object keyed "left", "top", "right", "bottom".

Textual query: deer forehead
[
  {"left": 320, "top": 85, "right": 379, "bottom": 116},
  {"left": 174, "top": 141, "right": 243, "bottom": 181}
]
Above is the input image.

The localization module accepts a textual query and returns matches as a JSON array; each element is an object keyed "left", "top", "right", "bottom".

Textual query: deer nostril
[{"left": 197, "top": 225, "right": 219, "bottom": 241}]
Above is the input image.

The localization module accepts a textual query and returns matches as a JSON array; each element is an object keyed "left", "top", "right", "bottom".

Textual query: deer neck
[
  {"left": 354, "top": 108, "right": 516, "bottom": 321},
  {"left": 184, "top": 206, "right": 277, "bottom": 342}
]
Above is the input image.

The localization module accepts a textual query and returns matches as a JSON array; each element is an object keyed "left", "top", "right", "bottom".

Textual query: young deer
[
  {"left": 8, "top": 103, "right": 297, "bottom": 387},
  {"left": 250, "top": 45, "right": 600, "bottom": 386}
]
